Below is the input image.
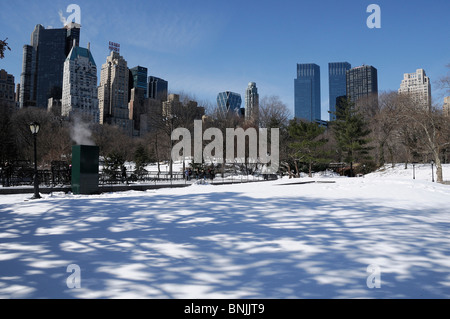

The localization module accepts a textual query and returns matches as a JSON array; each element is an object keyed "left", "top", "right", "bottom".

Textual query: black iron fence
[
  {"left": 1, "top": 162, "right": 274, "bottom": 188},
  {"left": 0, "top": 161, "right": 71, "bottom": 187},
  {"left": 99, "top": 170, "right": 186, "bottom": 185}
]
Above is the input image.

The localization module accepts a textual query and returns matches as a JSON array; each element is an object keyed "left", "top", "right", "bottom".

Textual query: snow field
[{"left": 0, "top": 164, "right": 449, "bottom": 298}]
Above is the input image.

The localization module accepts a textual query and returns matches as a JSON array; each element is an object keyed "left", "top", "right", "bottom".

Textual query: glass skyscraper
[
  {"left": 148, "top": 76, "right": 168, "bottom": 102},
  {"left": 329, "top": 62, "right": 351, "bottom": 121},
  {"left": 20, "top": 23, "right": 80, "bottom": 108},
  {"left": 217, "top": 91, "right": 242, "bottom": 116},
  {"left": 346, "top": 65, "right": 378, "bottom": 103},
  {"left": 294, "top": 63, "right": 321, "bottom": 122},
  {"left": 130, "top": 66, "right": 148, "bottom": 98}
]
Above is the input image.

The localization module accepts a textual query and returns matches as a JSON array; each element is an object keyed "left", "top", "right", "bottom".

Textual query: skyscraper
[
  {"left": 61, "top": 43, "right": 99, "bottom": 123},
  {"left": 148, "top": 76, "right": 168, "bottom": 102},
  {"left": 217, "top": 91, "right": 242, "bottom": 117},
  {"left": 98, "top": 51, "right": 133, "bottom": 135},
  {"left": 346, "top": 65, "right": 378, "bottom": 104},
  {"left": 0, "top": 69, "right": 15, "bottom": 110},
  {"left": 329, "top": 62, "right": 351, "bottom": 121},
  {"left": 245, "top": 82, "right": 259, "bottom": 124},
  {"left": 162, "top": 94, "right": 183, "bottom": 117},
  {"left": 19, "top": 23, "right": 80, "bottom": 108},
  {"left": 398, "top": 69, "right": 431, "bottom": 110},
  {"left": 294, "top": 63, "right": 321, "bottom": 122},
  {"left": 129, "top": 66, "right": 148, "bottom": 98},
  {"left": 443, "top": 97, "right": 450, "bottom": 117}
]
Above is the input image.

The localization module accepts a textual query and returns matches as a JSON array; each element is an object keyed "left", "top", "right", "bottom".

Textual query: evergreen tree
[
  {"left": 134, "top": 144, "right": 149, "bottom": 173},
  {"left": 330, "top": 98, "right": 372, "bottom": 177},
  {"left": 288, "top": 119, "right": 329, "bottom": 177},
  {"left": 0, "top": 38, "right": 11, "bottom": 59}
]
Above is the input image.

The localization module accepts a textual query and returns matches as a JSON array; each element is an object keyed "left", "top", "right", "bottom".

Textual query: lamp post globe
[{"left": 29, "top": 122, "right": 40, "bottom": 135}]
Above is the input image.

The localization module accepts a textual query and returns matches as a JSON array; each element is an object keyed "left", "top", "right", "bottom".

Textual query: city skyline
[{"left": 1, "top": 0, "right": 449, "bottom": 120}]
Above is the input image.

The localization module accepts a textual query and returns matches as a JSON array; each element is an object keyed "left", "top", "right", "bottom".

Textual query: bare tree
[
  {"left": 397, "top": 95, "right": 450, "bottom": 183},
  {"left": 0, "top": 101, "right": 18, "bottom": 165},
  {"left": 92, "top": 123, "right": 134, "bottom": 164},
  {"left": 436, "top": 64, "right": 450, "bottom": 94},
  {"left": 11, "top": 107, "right": 71, "bottom": 167},
  {"left": 259, "top": 96, "right": 291, "bottom": 128}
]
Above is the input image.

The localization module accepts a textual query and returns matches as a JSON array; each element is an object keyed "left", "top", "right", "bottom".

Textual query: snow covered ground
[{"left": 0, "top": 164, "right": 449, "bottom": 299}]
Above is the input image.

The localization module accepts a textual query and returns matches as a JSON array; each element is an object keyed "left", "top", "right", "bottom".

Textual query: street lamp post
[
  {"left": 29, "top": 122, "right": 41, "bottom": 199},
  {"left": 431, "top": 160, "right": 435, "bottom": 183},
  {"left": 164, "top": 115, "right": 175, "bottom": 181},
  {"left": 170, "top": 115, "right": 174, "bottom": 181}
]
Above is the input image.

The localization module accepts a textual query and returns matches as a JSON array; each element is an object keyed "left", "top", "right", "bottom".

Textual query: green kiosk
[{"left": 71, "top": 145, "right": 99, "bottom": 195}]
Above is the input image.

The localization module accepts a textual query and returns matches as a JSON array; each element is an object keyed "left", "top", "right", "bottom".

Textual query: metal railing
[{"left": 1, "top": 167, "right": 276, "bottom": 188}]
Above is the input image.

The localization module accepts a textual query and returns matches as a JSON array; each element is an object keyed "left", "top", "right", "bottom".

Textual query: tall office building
[
  {"left": 162, "top": 94, "right": 183, "bottom": 117},
  {"left": 19, "top": 23, "right": 80, "bottom": 108},
  {"left": 148, "top": 76, "right": 168, "bottom": 102},
  {"left": 130, "top": 66, "right": 148, "bottom": 98},
  {"left": 398, "top": 69, "right": 432, "bottom": 110},
  {"left": 329, "top": 62, "right": 351, "bottom": 121},
  {"left": 98, "top": 51, "right": 133, "bottom": 135},
  {"left": 294, "top": 63, "right": 321, "bottom": 122},
  {"left": 217, "top": 91, "right": 242, "bottom": 117},
  {"left": 128, "top": 66, "right": 148, "bottom": 133},
  {"left": 346, "top": 65, "right": 378, "bottom": 104},
  {"left": 0, "top": 69, "right": 15, "bottom": 109},
  {"left": 15, "top": 84, "right": 20, "bottom": 105},
  {"left": 61, "top": 43, "right": 99, "bottom": 123},
  {"left": 245, "top": 82, "right": 259, "bottom": 124},
  {"left": 443, "top": 97, "right": 450, "bottom": 117}
]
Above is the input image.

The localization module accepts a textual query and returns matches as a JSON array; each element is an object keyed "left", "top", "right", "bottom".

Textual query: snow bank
[{"left": 366, "top": 163, "right": 450, "bottom": 182}]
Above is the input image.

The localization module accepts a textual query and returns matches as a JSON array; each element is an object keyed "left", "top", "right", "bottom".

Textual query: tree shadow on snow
[{"left": 0, "top": 187, "right": 449, "bottom": 299}]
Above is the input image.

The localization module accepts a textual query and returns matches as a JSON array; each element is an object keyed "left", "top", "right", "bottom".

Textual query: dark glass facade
[
  {"left": 217, "top": 91, "right": 242, "bottom": 115},
  {"left": 20, "top": 24, "right": 80, "bottom": 108},
  {"left": 148, "top": 76, "right": 168, "bottom": 102},
  {"left": 294, "top": 63, "right": 321, "bottom": 122},
  {"left": 346, "top": 65, "right": 378, "bottom": 103},
  {"left": 329, "top": 62, "right": 351, "bottom": 121},
  {"left": 130, "top": 66, "right": 148, "bottom": 97},
  {"left": 20, "top": 45, "right": 35, "bottom": 107}
]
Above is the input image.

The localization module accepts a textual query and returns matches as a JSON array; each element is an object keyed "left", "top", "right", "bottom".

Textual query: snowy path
[{"left": 0, "top": 165, "right": 450, "bottom": 299}]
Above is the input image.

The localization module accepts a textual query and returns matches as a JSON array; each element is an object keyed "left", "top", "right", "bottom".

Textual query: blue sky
[{"left": 1, "top": 0, "right": 449, "bottom": 119}]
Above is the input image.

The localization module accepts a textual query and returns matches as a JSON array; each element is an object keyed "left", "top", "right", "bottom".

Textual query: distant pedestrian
[
  {"left": 4, "top": 162, "right": 11, "bottom": 187},
  {"left": 201, "top": 169, "right": 206, "bottom": 180},
  {"left": 121, "top": 165, "right": 128, "bottom": 185},
  {"left": 68, "top": 165, "right": 72, "bottom": 184}
]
